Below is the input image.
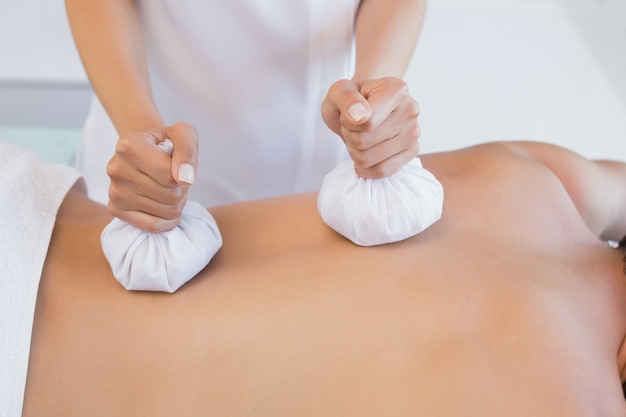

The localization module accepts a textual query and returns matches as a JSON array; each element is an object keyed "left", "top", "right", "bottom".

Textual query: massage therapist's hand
[
  {"left": 106, "top": 122, "right": 198, "bottom": 233},
  {"left": 322, "top": 77, "right": 421, "bottom": 178}
]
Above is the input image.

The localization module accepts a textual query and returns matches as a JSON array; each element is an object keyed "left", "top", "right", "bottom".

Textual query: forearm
[
  {"left": 352, "top": 0, "right": 426, "bottom": 82},
  {"left": 65, "top": 0, "right": 163, "bottom": 135}
]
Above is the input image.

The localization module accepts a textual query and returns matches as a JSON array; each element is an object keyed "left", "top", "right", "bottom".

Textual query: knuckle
[
  {"left": 163, "top": 174, "right": 180, "bottom": 188},
  {"left": 406, "top": 124, "right": 421, "bottom": 143},
  {"left": 143, "top": 220, "right": 167, "bottom": 234},
  {"left": 379, "top": 77, "right": 395, "bottom": 90},
  {"left": 349, "top": 132, "right": 368, "bottom": 150},
  {"left": 107, "top": 186, "right": 119, "bottom": 203},
  {"left": 359, "top": 122, "right": 375, "bottom": 133},
  {"left": 106, "top": 201, "right": 122, "bottom": 218},
  {"left": 407, "top": 99, "right": 421, "bottom": 117},
  {"left": 161, "top": 186, "right": 185, "bottom": 207},
  {"left": 384, "top": 77, "right": 408, "bottom": 92},
  {"left": 172, "top": 122, "right": 198, "bottom": 140},
  {"left": 115, "top": 134, "right": 136, "bottom": 155},
  {"left": 156, "top": 218, "right": 181, "bottom": 233},
  {"left": 409, "top": 137, "right": 421, "bottom": 158},
  {"left": 161, "top": 205, "right": 183, "bottom": 221},
  {"left": 105, "top": 158, "right": 122, "bottom": 180},
  {"left": 371, "top": 164, "right": 392, "bottom": 179},
  {"left": 356, "top": 163, "right": 386, "bottom": 180},
  {"left": 161, "top": 192, "right": 180, "bottom": 207},
  {"left": 329, "top": 78, "right": 350, "bottom": 94},
  {"left": 352, "top": 152, "right": 373, "bottom": 169}
]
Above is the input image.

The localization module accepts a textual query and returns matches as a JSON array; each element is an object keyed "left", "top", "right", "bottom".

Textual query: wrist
[{"left": 116, "top": 112, "right": 166, "bottom": 137}]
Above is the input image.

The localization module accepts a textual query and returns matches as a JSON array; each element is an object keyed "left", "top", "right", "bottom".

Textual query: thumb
[
  {"left": 323, "top": 79, "right": 372, "bottom": 131},
  {"left": 340, "top": 83, "right": 372, "bottom": 126},
  {"left": 165, "top": 122, "right": 199, "bottom": 185}
]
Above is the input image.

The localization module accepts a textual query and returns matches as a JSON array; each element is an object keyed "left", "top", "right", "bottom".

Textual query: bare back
[{"left": 23, "top": 143, "right": 626, "bottom": 416}]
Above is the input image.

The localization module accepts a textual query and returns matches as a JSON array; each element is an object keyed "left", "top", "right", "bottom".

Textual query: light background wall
[
  {"left": 0, "top": 0, "right": 90, "bottom": 128},
  {"left": 0, "top": 0, "right": 625, "bottom": 160},
  {"left": 406, "top": 0, "right": 626, "bottom": 159}
]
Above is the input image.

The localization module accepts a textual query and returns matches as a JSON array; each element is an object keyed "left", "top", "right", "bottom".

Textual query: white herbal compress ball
[
  {"left": 101, "top": 201, "right": 222, "bottom": 293},
  {"left": 317, "top": 158, "right": 444, "bottom": 246},
  {"left": 100, "top": 139, "right": 222, "bottom": 293}
]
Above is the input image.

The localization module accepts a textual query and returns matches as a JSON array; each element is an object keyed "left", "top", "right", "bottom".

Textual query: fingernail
[
  {"left": 348, "top": 103, "right": 368, "bottom": 122},
  {"left": 178, "top": 163, "right": 195, "bottom": 184}
]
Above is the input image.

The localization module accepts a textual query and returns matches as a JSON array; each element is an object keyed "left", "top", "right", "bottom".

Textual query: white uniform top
[{"left": 76, "top": 0, "right": 359, "bottom": 206}]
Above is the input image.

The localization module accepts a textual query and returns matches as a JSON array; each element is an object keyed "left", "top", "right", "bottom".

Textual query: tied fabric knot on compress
[{"left": 317, "top": 158, "right": 444, "bottom": 246}]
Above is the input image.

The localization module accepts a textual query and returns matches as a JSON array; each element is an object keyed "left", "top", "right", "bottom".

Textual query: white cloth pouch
[
  {"left": 101, "top": 201, "right": 222, "bottom": 292},
  {"left": 317, "top": 158, "right": 444, "bottom": 246}
]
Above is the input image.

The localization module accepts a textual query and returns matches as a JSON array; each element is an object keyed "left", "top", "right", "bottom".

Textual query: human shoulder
[{"left": 419, "top": 141, "right": 550, "bottom": 181}]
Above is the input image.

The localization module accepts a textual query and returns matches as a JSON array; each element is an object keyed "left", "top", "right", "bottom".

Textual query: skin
[
  {"left": 321, "top": 0, "right": 426, "bottom": 178},
  {"left": 65, "top": 0, "right": 427, "bottom": 233},
  {"left": 22, "top": 142, "right": 626, "bottom": 416}
]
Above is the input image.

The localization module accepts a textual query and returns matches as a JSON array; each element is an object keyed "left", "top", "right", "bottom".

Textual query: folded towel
[
  {"left": 0, "top": 141, "right": 81, "bottom": 417},
  {"left": 317, "top": 158, "right": 444, "bottom": 246}
]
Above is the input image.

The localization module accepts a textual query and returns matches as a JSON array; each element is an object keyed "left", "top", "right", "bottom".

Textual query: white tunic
[{"left": 76, "top": 0, "right": 358, "bottom": 206}]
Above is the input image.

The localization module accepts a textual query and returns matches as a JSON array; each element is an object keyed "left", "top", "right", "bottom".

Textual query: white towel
[
  {"left": 0, "top": 141, "right": 81, "bottom": 417},
  {"left": 317, "top": 158, "right": 444, "bottom": 246}
]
